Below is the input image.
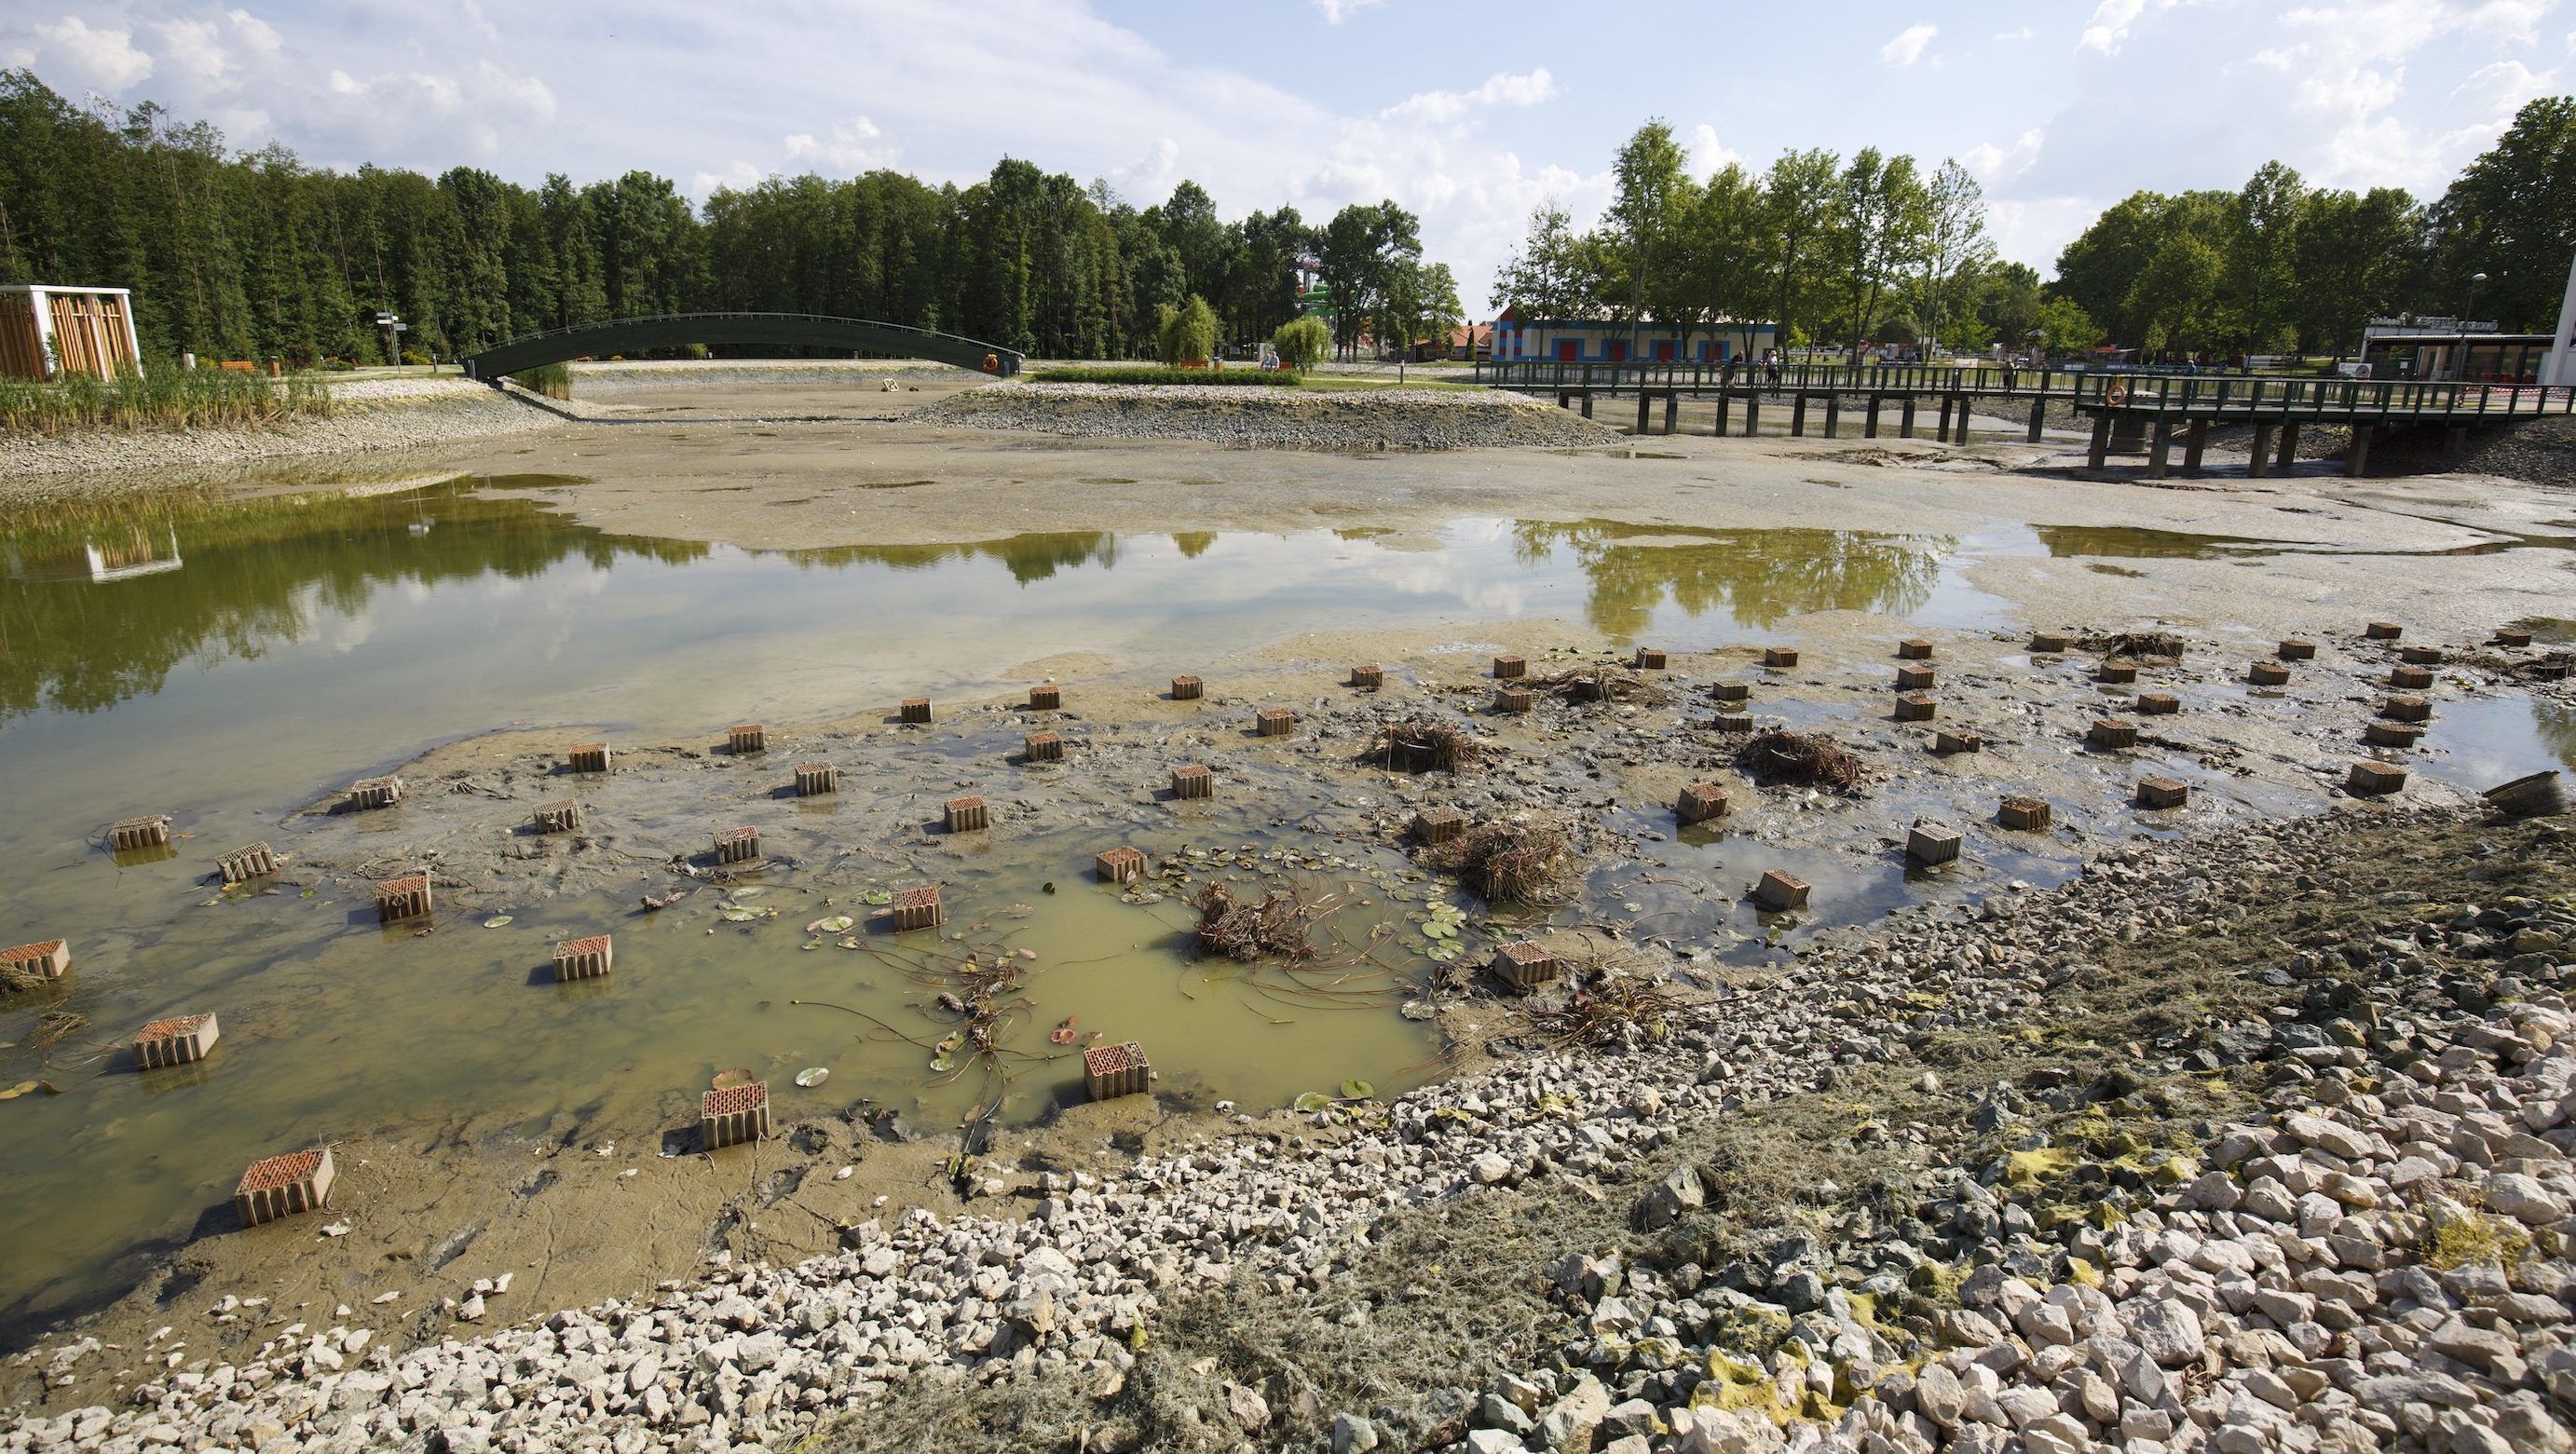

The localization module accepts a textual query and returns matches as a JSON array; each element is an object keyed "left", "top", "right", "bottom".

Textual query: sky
[{"left": 4, "top": 0, "right": 2569, "bottom": 314}]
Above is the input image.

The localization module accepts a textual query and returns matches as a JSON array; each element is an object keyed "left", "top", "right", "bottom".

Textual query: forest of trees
[
  {"left": 1494, "top": 97, "right": 2576, "bottom": 362},
  {"left": 5, "top": 64, "right": 2570, "bottom": 370},
  {"left": 0, "top": 71, "right": 1437, "bottom": 365}
]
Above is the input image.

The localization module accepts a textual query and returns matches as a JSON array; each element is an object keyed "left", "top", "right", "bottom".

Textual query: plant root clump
[
  {"left": 1377, "top": 717, "right": 1482, "bottom": 774},
  {"left": 1422, "top": 820, "right": 1572, "bottom": 904},
  {"left": 1511, "top": 961, "right": 1685, "bottom": 1050},
  {"left": 2089, "top": 630, "right": 2187, "bottom": 660},
  {"left": 1735, "top": 728, "right": 1866, "bottom": 793},
  {"left": 1193, "top": 882, "right": 1315, "bottom": 962},
  {"left": 1532, "top": 666, "right": 1658, "bottom": 705}
]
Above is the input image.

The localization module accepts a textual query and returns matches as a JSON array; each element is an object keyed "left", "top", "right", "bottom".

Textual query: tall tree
[
  {"left": 1606, "top": 120, "right": 1690, "bottom": 361},
  {"left": 2424, "top": 95, "right": 2576, "bottom": 331},
  {"left": 1825, "top": 147, "right": 1929, "bottom": 351},
  {"left": 1760, "top": 148, "right": 1841, "bottom": 348},
  {"left": 1909, "top": 159, "right": 1993, "bottom": 354}
]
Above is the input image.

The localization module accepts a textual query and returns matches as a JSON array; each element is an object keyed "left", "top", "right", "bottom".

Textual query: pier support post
[
  {"left": 1822, "top": 394, "right": 1841, "bottom": 439},
  {"left": 1937, "top": 396, "right": 1955, "bottom": 441},
  {"left": 1662, "top": 390, "right": 1678, "bottom": 435},
  {"left": 2345, "top": 426, "right": 2373, "bottom": 478},
  {"left": 2183, "top": 419, "right": 2210, "bottom": 473},
  {"left": 1900, "top": 398, "right": 1917, "bottom": 439},
  {"left": 2087, "top": 415, "right": 2112, "bottom": 469},
  {"left": 1635, "top": 391, "right": 1652, "bottom": 435},
  {"left": 1791, "top": 394, "right": 1808, "bottom": 437},
  {"left": 2275, "top": 421, "right": 2299, "bottom": 471},
  {"left": 1865, "top": 396, "right": 1882, "bottom": 439},
  {"left": 2148, "top": 417, "right": 2175, "bottom": 478},
  {"left": 1744, "top": 394, "right": 1760, "bottom": 435},
  {"left": 1579, "top": 391, "right": 1593, "bottom": 419},
  {"left": 2027, "top": 397, "right": 2046, "bottom": 442},
  {"left": 1952, "top": 397, "right": 1973, "bottom": 444},
  {"left": 2248, "top": 423, "right": 2275, "bottom": 478},
  {"left": 1714, "top": 392, "right": 1731, "bottom": 436}
]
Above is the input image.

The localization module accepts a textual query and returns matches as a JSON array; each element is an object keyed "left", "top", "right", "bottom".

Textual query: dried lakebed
[{"left": 2, "top": 595, "right": 2571, "bottom": 1446}]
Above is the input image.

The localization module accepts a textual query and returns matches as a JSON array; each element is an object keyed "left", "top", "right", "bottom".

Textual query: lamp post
[{"left": 2463, "top": 273, "right": 2488, "bottom": 382}]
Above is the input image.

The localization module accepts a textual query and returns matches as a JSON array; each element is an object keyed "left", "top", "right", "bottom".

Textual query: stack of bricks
[
  {"left": 2365, "top": 721, "right": 2424, "bottom": 748},
  {"left": 567, "top": 743, "right": 611, "bottom": 773},
  {"left": 1412, "top": 806, "right": 1466, "bottom": 844},
  {"left": 553, "top": 934, "right": 613, "bottom": 981},
  {"left": 1490, "top": 941, "right": 1560, "bottom": 993},
  {"left": 217, "top": 843, "right": 281, "bottom": 883},
  {"left": 2, "top": 939, "right": 71, "bottom": 985},
  {"left": 1351, "top": 664, "right": 1384, "bottom": 689},
  {"left": 1754, "top": 870, "right": 1809, "bottom": 912},
  {"left": 2365, "top": 621, "right": 2404, "bottom": 641},
  {"left": 1084, "top": 1041, "right": 1151, "bottom": 1101},
  {"left": 2278, "top": 639, "right": 2316, "bottom": 660},
  {"left": 2346, "top": 761, "right": 2407, "bottom": 796},
  {"left": 1256, "top": 709, "right": 1296, "bottom": 738},
  {"left": 1998, "top": 795, "right": 2052, "bottom": 831},
  {"left": 2030, "top": 632, "right": 2070, "bottom": 654},
  {"left": 900, "top": 698, "right": 933, "bottom": 724},
  {"left": 135, "top": 1012, "right": 220, "bottom": 1069},
  {"left": 1170, "top": 765, "right": 1213, "bottom": 799},
  {"left": 532, "top": 801, "right": 581, "bottom": 833},
  {"left": 2088, "top": 718, "right": 2138, "bottom": 750},
  {"left": 2097, "top": 660, "right": 2138, "bottom": 685},
  {"left": 2248, "top": 661, "right": 2291, "bottom": 686},
  {"left": 375, "top": 874, "right": 432, "bottom": 922},
  {"left": 1898, "top": 639, "right": 1933, "bottom": 660},
  {"left": 1675, "top": 783, "right": 1728, "bottom": 825},
  {"left": 892, "top": 885, "right": 943, "bottom": 931},
  {"left": 1495, "top": 685, "right": 1534, "bottom": 714},
  {"left": 2382, "top": 695, "right": 2433, "bottom": 723},
  {"left": 2400, "top": 645, "right": 2445, "bottom": 666},
  {"left": 1934, "top": 728, "right": 1982, "bottom": 754},
  {"left": 1711, "top": 710, "right": 1753, "bottom": 733},
  {"left": 1170, "top": 675, "right": 1204, "bottom": 700},
  {"left": 345, "top": 776, "right": 403, "bottom": 810},
  {"left": 728, "top": 725, "right": 767, "bottom": 754},
  {"left": 234, "top": 1147, "right": 334, "bottom": 1227},
  {"left": 945, "top": 796, "right": 989, "bottom": 833},
  {"left": 1764, "top": 646, "right": 1800, "bottom": 668},
  {"left": 1095, "top": 847, "right": 1145, "bottom": 884},
  {"left": 1906, "top": 823, "right": 1963, "bottom": 866},
  {"left": 794, "top": 764, "right": 839, "bottom": 796},
  {"left": 1492, "top": 655, "right": 1526, "bottom": 679},
  {"left": 109, "top": 816, "right": 170, "bottom": 851},
  {"left": 1711, "top": 682, "right": 1750, "bottom": 704},
  {"left": 1022, "top": 731, "right": 1064, "bottom": 763},
  {"left": 1897, "top": 664, "right": 1936, "bottom": 690},
  {"left": 713, "top": 826, "right": 761, "bottom": 865},
  {"left": 1029, "top": 684, "right": 1061, "bottom": 710},
  {"left": 1633, "top": 648, "right": 1667, "bottom": 671},
  {"left": 700, "top": 1082, "right": 770, "bottom": 1149},
  {"left": 2495, "top": 628, "right": 2534, "bottom": 648},
  {"left": 2135, "top": 777, "right": 2190, "bottom": 809},
  {"left": 2136, "top": 692, "right": 2180, "bottom": 715},
  {"left": 1895, "top": 694, "right": 1937, "bottom": 722}
]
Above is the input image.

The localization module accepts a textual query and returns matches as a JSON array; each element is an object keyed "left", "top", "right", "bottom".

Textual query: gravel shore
[
  {"left": 920, "top": 382, "right": 1623, "bottom": 451},
  {"left": 0, "top": 381, "right": 562, "bottom": 496}
]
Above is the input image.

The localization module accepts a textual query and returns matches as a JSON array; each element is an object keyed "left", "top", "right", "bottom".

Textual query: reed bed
[
  {"left": 1421, "top": 820, "right": 1572, "bottom": 904},
  {"left": 0, "top": 366, "right": 332, "bottom": 436}
]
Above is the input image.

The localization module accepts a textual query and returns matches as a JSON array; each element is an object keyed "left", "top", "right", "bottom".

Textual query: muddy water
[{"left": 5, "top": 477, "right": 2573, "bottom": 1340}]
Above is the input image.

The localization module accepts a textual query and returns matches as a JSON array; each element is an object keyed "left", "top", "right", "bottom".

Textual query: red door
[
  {"left": 1555, "top": 340, "right": 1579, "bottom": 361},
  {"left": 1607, "top": 341, "right": 1629, "bottom": 362},
  {"left": 1654, "top": 340, "right": 1675, "bottom": 361}
]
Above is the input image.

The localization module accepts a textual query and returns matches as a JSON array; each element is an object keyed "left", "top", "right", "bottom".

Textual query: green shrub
[
  {"left": 1028, "top": 366, "right": 1295, "bottom": 387},
  {"left": 1273, "top": 315, "right": 1330, "bottom": 371},
  {"left": 511, "top": 361, "right": 573, "bottom": 400},
  {"left": 1155, "top": 294, "right": 1219, "bottom": 367}
]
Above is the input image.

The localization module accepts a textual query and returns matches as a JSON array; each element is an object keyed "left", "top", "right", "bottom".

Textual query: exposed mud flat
[{"left": 920, "top": 380, "right": 1624, "bottom": 451}]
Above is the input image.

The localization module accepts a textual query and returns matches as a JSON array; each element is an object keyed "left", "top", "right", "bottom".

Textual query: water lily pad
[
  {"left": 794, "top": 1067, "right": 830, "bottom": 1088},
  {"left": 1341, "top": 1080, "right": 1375, "bottom": 1100},
  {"left": 0, "top": 1080, "right": 61, "bottom": 1100},
  {"left": 861, "top": 890, "right": 893, "bottom": 906},
  {"left": 1422, "top": 921, "right": 1457, "bottom": 940},
  {"left": 1293, "top": 1092, "right": 1332, "bottom": 1113},
  {"left": 719, "top": 907, "right": 761, "bottom": 922},
  {"left": 929, "top": 1053, "right": 954, "bottom": 1073},
  {"left": 729, "top": 887, "right": 765, "bottom": 899},
  {"left": 1425, "top": 944, "right": 1461, "bottom": 962},
  {"left": 482, "top": 915, "right": 513, "bottom": 929},
  {"left": 807, "top": 915, "right": 855, "bottom": 933}
]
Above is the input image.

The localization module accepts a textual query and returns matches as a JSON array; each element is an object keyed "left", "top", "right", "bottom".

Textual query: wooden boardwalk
[{"left": 1468, "top": 360, "right": 2574, "bottom": 475}]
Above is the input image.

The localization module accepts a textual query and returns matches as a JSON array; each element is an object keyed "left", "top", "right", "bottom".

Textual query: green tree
[
  {"left": 1156, "top": 292, "right": 1216, "bottom": 365},
  {"left": 1491, "top": 200, "right": 1592, "bottom": 320},
  {"left": 1759, "top": 148, "right": 1841, "bottom": 349},
  {"left": 1606, "top": 119, "right": 1691, "bottom": 360},
  {"left": 1679, "top": 162, "right": 1773, "bottom": 361},
  {"left": 1909, "top": 159, "right": 1993, "bottom": 354},
  {"left": 2424, "top": 95, "right": 2576, "bottom": 331},
  {"left": 1317, "top": 200, "right": 1421, "bottom": 358},
  {"left": 1825, "top": 147, "right": 1929, "bottom": 352},
  {"left": 1272, "top": 314, "right": 1329, "bottom": 369},
  {"left": 2031, "top": 295, "right": 2103, "bottom": 356}
]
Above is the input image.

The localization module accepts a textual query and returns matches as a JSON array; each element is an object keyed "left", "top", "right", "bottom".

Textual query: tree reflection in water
[{"left": 1511, "top": 518, "right": 1950, "bottom": 637}]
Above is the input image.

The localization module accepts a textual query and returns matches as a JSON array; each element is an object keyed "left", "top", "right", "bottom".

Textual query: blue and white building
[{"left": 1490, "top": 306, "right": 1780, "bottom": 364}]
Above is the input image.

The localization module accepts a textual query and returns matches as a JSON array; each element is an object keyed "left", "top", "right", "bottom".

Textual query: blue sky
[{"left": 5, "top": 0, "right": 2568, "bottom": 311}]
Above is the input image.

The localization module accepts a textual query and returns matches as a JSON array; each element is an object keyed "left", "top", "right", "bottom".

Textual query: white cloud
[
  {"left": 1313, "top": 0, "right": 1383, "bottom": 22},
  {"left": 783, "top": 116, "right": 895, "bottom": 171},
  {"left": 1685, "top": 123, "right": 1740, "bottom": 175},
  {"left": 153, "top": 18, "right": 227, "bottom": 86},
  {"left": 2078, "top": 0, "right": 2176, "bottom": 55},
  {"left": 1962, "top": 128, "right": 2046, "bottom": 183},
  {"left": 1995, "top": 26, "right": 2037, "bottom": 41},
  {"left": 34, "top": 16, "right": 154, "bottom": 88},
  {"left": 691, "top": 159, "right": 767, "bottom": 195},
  {"left": 1383, "top": 68, "right": 1557, "bottom": 125},
  {"left": 1880, "top": 23, "right": 1938, "bottom": 68}
]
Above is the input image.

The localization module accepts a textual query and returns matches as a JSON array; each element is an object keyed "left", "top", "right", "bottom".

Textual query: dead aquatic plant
[
  {"left": 1736, "top": 728, "right": 1866, "bottom": 793},
  {"left": 27, "top": 1011, "right": 87, "bottom": 1050},
  {"left": 1512, "top": 972, "right": 1684, "bottom": 1050},
  {"left": 1, "top": 963, "right": 56, "bottom": 994},
  {"left": 1193, "top": 881, "right": 1316, "bottom": 962},
  {"left": 1422, "top": 820, "right": 1572, "bottom": 905},
  {"left": 1377, "top": 717, "right": 1482, "bottom": 774},
  {"left": 2091, "top": 630, "right": 2187, "bottom": 660},
  {"left": 1531, "top": 665, "right": 1657, "bottom": 705}
]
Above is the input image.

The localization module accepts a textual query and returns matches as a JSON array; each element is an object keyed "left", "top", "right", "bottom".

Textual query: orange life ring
[
  {"left": 2104, "top": 379, "right": 2130, "bottom": 406},
  {"left": 982, "top": 353, "right": 1000, "bottom": 374}
]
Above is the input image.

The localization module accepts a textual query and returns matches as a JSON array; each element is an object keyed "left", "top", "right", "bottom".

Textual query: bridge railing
[
  {"left": 2067, "top": 372, "right": 2575, "bottom": 420},
  {"left": 1468, "top": 360, "right": 2079, "bottom": 396}
]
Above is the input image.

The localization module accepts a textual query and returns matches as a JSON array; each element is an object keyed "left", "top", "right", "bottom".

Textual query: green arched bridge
[{"left": 460, "top": 312, "right": 1022, "bottom": 382}]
